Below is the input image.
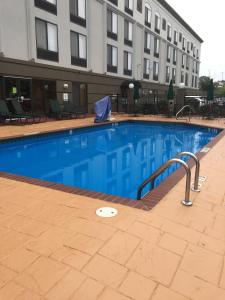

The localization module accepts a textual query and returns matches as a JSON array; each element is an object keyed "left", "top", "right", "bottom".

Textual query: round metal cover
[{"left": 96, "top": 207, "right": 118, "bottom": 218}]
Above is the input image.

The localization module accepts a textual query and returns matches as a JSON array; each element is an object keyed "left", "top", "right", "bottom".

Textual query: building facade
[{"left": 0, "top": 0, "right": 203, "bottom": 113}]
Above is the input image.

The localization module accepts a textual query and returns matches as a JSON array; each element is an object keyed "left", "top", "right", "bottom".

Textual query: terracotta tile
[
  {"left": 1, "top": 248, "right": 39, "bottom": 273},
  {"left": 219, "top": 260, "right": 225, "bottom": 289},
  {"left": 63, "top": 233, "right": 104, "bottom": 255},
  {"left": 180, "top": 245, "right": 223, "bottom": 285},
  {"left": 0, "top": 265, "right": 17, "bottom": 288},
  {"left": 70, "top": 278, "right": 104, "bottom": 300},
  {"left": 119, "top": 271, "right": 156, "bottom": 300},
  {"left": 99, "top": 231, "right": 140, "bottom": 264},
  {"left": 15, "top": 257, "right": 69, "bottom": 295},
  {"left": 152, "top": 285, "right": 189, "bottom": 300},
  {"left": 62, "top": 217, "right": 116, "bottom": 241},
  {"left": 172, "top": 270, "right": 225, "bottom": 300},
  {"left": 3, "top": 215, "right": 49, "bottom": 237},
  {"left": 127, "top": 221, "right": 162, "bottom": 243},
  {"left": 0, "top": 281, "right": 25, "bottom": 300},
  {"left": 83, "top": 254, "right": 127, "bottom": 288},
  {"left": 126, "top": 241, "right": 180, "bottom": 286},
  {"left": 98, "top": 288, "right": 131, "bottom": 300},
  {"left": 62, "top": 250, "right": 91, "bottom": 270},
  {"left": 16, "top": 290, "right": 45, "bottom": 300},
  {"left": 199, "top": 234, "right": 225, "bottom": 255},
  {"left": 46, "top": 269, "right": 86, "bottom": 300},
  {"left": 158, "top": 233, "right": 187, "bottom": 255}
]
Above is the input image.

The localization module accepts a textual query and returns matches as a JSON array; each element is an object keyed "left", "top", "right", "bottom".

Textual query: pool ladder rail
[
  {"left": 137, "top": 152, "right": 201, "bottom": 206},
  {"left": 176, "top": 105, "right": 195, "bottom": 123}
]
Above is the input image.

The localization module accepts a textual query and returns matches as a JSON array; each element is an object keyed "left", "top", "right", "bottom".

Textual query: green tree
[{"left": 199, "top": 76, "right": 211, "bottom": 92}]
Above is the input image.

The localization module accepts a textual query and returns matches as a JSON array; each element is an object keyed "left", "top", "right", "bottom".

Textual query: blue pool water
[{"left": 0, "top": 121, "right": 220, "bottom": 199}]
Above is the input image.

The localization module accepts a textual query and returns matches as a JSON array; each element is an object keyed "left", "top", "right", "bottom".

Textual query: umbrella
[
  {"left": 207, "top": 79, "right": 214, "bottom": 101},
  {"left": 167, "top": 79, "right": 174, "bottom": 100}
]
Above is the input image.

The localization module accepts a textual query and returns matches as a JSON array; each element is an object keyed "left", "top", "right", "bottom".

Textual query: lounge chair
[
  {"left": 63, "top": 101, "right": 86, "bottom": 118},
  {"left": 49, "top": 99, "right": 73, "bottom": 119},
  {"left": 0, "top": 100, "right": 26, "bottom": 124},
  {"left": 10, "top": 99, "right": 43, "bottom": 123}
]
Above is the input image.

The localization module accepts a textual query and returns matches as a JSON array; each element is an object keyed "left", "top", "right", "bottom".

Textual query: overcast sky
[{"left": 166, "top": 0, "right": 224, "bottom": 81}]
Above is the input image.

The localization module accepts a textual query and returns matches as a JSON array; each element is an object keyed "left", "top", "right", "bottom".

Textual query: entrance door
[
  {"left": 72, "top": 82, "right": 87, "bottom": 110},
  {"left": 32, "top": 80, "right": 56, "bottom": 113}
]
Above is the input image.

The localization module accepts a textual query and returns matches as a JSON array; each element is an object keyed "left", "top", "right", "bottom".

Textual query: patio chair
[
  {"left": 49, "top": 99, "right": 73, "bottom": 119},
  {"left": 63, "top": 101, "right": 86, "bottom": 118},
  {"left": 10, "top": 99, "right": 43, "bottom": 123},
  {"left": 0, "top": 100, "right": 26, "bottom": 124}
]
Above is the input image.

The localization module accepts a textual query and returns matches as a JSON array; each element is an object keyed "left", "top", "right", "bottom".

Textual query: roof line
[{"left": 156, "top": 0, "right": 204, "bottom": 43}]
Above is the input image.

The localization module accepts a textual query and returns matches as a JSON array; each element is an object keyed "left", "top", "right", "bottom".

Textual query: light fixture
[
  {"left": 63, "top": 83, "right": 69, "bottom": 89},
  {"left": 129, "top": 83, "right": 134, "bottom": 89}
]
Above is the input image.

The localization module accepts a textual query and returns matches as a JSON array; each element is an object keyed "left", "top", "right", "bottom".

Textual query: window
[
  {"left": 124, "top": 51, "right": 132, "bottom": 76},
  {"left": 143, "top": 58, "right": 150, "bottom": 79},
  {"left": 36, "top": 18, "right": 58, "bottom": 61},
  {"left": 181, "top": 71, "right": 184, "bottom": 83},
  {"left": 145, "top": 4, "right": 151, "bottom": 28},
  {"left": 192, "top": 60, "right": 195, "bottom": 73},
  {"left": 196, "top": 62, "right": 199, "bottom": 74},
  {"left": 144, "top": 31, "right": 151, "bottom": 54},
  {"left": 182, "top": 54, "right": 185, "bottom": 68},
  {"left": 124, "top": 20, "right": 133, "bottom": 46},
  {"left": 107, "top": 44, "right": 117, "bottom": 73},
  {"left": 167, "top": 23, "right": 172, "bottom": 41},
  {"left": 185, "top": 73, "right": 189, "bottom": 86},
  {"left": 174, "top": 30, "right": 178, "bottom": 45},
  {"left": 186, "top": 56, "right": 189, "bottom": 70},
  {"left": 153, "top": 61, "right": 159, "bottom": 81},
  {"left": 162, "top": 18, "right": 166, "bottom": 30},
  {"left": 155, "top": 13, "right": 160, "bottom": 34},
  {"left": 167, "top": 45, "right": 171, "bottom": 62},
  {"left": 192, "top": 75, "right": 194, "bottom": 87},
  {"left": 187, "top": 41, "right": 190, "bottom": 53},
  {"left": 193, "top": 46, "right": 196, "bottom": 57},
  {"left": 71, "top": 31, "right": 87, "bottom": 67},
  {"left": 195, "top": 76, "right": 198, "bottom": 88},
  {"left": 197, "top": 49, "right": 199, "bottom": 59},
  {"left": 125, "top": 0, "right": 133, "bottom": 16},
  {"left": 70, "top": 0, "right": 86, "bottom": 27},
  {"left": 173, "top": 48, "right": 177, "bottom": 65},
  {"left": 182, "top": 37, "right": 186, "bottom": 50},
  {"left": 108, "top": 0, "right": 118, "bottom": 6},
  {"left": 166, "top": 66, "right": 170, "bottom": 83},
  {"left": 34, "top": 0, "right": 57, "bottom": 15},
  {"left": 172, "top": 68, "right": 176, "bottom": 83},
  {"left": 154, "top": 37, "right": 159, "bottom": 58},
  {"left": 179, "top": 32, "right": 182, "bottom": 42},
  {"left": 107, "top": 10, "right": 118, "bottom": 40},
  {"left": 137, "top": 0, "right": 142, "bottom": 13},
  {"left": 191, "top": 42, "right": 193, "bottom": 50}
]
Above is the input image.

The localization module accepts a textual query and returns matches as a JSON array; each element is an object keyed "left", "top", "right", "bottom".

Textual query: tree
[{"left": 199, "top": 76, "right": 211, "bottom": 92}]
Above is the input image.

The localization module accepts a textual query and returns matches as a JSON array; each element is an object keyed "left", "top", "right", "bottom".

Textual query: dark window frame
[
  {"left": 124, "top": 19, "right": 133, "bottom": 47},
  {"left": 70, "top": 30, "right": 87, "bottom": 67},
  {"left": 35, "top": 18, "right": 59, "bottom": 62},
  {"left": 143, "top": 58, "right": 150, "bottom": 79},
  {"left": 124, "top": 51, "right": 132, "bottom": 76},
  {"left": 162, "top": 18, "right": 166, "bottom": 30},
  {"left": 70, "top": 0, "right": 86, "bottom": 28},
  {"left": 108, "top": 0, "right": 118, "bottom": 6},
  {"left": 34, "top": 0, "right": 57, "bottom": 15},
  {"left": 125, "top": 0, "right": 133, "bottom": 16},
  {"left": 107, "top": 10, "right": 118, "bottom": 41},
  {"left": 107, "top": 44, "right": 118, "bottom": 73}
]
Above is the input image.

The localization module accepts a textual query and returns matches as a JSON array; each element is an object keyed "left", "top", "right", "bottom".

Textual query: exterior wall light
[
  {"left": 63, "top": 83, "right": 69, "bottom": 89},
  {"left": 129, "top": 83, "right": 134, "bottom": 89}
]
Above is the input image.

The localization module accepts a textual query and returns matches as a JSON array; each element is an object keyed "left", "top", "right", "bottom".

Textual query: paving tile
[
  {"left": 0, "top": 248, "right": 39, "bottom": 273},
  {"left": 99, "top": 231, "right": 140, "bottom": 264},
  {"left": 62, "top": 250, "right": 91, "bottom": 270},
  {"left": 98, "top": 288, "right": 131, "bottom": 300},
  {"left": 0, "top": 281, "right": 25, "bottom": 300},
  {"left": 63, "top": 233, "right": 104, "bottom": 255},
  {"left": 127, "top": 221, "right": 162, "bottom": 244},
  {"left": 15, "top": 257, "right": 69, "bottom": 295},
  {"left": 0, "top": 264, "right": 17, "bottom": 288},
  {"left": 126, "top": 241, "right": 180, "bottom": 286},
  {"left": 171, "top": 270, "right": 225, "bottom": 300},
  {"left": 219, "top": 260, "right": 225, "bottom": 289},
  {"left": 119, "top": 271, "right": 156, "bottom": 300},
  {"left": 16, "top": 290, "right": 45, "bottom": 300},
  {"left": 158, "top": 233, "right": 187, "bottom": 255},
  {"left": 83, "top": 254, "right": 127, "bottom": 288},
  {"left": 70, "top": 278, "right": 104, "bottom": 300},
  {"left": 46, "top": 269, "right": 86, "bottom": 300},
  {"left": 152, "top": 285, "right": 188, "bottom": 300},
  {"left": 62, "top": 217, "right": 116, "bottom": 241},
  {"left": 3, "top": 215, "right": 49, "bottom": 237},
  {"left": 180, "top": 245, "right": 223, "bottom": 285},
  {"left": 198, "top": 234, "right": 225, "bottom": 255}
]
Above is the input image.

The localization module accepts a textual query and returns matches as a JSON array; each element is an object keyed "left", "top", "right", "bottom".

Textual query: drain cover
[{"left": 96, "top": 207, "right": 118, "bottom": 218}]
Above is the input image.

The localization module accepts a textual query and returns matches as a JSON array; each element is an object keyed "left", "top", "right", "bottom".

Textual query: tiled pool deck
[{"left": 0, "top": 115, "right": 225, "bottom": 300}]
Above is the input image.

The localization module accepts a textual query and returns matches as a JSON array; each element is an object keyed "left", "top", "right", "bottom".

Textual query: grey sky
[{"left": 166, "top": 0, "right": 224, "bottom": 81}]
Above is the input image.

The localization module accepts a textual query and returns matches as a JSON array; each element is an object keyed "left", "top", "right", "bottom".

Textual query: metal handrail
[
  {"left": 137, "top": 158, "right": 192, "bottom": 206},
  {"left": 177, "top": 152, "right": 200, "bottom": 192},
  {"left": 176, "top": 105, "right": 194, "bottom": 122}
]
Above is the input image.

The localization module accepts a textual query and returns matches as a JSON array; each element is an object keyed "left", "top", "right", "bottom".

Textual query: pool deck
[{"left": 0, "top": 115, "right": 225, "bottom": 300}]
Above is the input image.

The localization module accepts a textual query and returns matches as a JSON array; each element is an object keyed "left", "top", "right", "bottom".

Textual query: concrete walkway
[{"left": 0, "top": 116, "right": 225, "bottom": 300}]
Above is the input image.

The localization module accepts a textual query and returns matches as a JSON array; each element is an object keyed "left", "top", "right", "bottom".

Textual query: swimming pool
[{"left": 0, "top": 121, "right": 221, "bottom": 200}]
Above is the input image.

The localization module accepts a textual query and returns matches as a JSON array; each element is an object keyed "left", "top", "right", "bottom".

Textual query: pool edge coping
[{"left": 0, "top": 118, "right": 224, "bottom": 211}]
